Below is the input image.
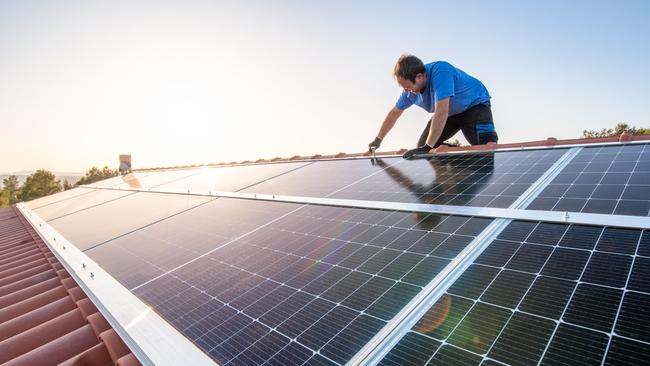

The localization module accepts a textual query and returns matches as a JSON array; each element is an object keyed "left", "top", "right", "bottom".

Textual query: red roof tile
[{"left": 0, "top": 206, "right": 141, "bottom": 366}]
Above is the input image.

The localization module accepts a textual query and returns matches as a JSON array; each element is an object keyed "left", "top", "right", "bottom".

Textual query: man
[{"left": 369, "top": 54, "right": 498, "bottom": 158}]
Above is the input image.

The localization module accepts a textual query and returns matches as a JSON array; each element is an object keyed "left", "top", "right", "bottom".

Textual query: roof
[
  {"left": 4, "top": 134, "right": 650, "bottom": 366},
  {"left": 0, "top": 205, "right": 140, "bottom": 366},
  {"left": 133, "top": 133, "right": 650, "bottom": 171}
]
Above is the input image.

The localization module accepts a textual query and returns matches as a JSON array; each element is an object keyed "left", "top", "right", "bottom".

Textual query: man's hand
[
  {"left": 368, "top": 137, "right": 382, "bottom": 152},
  {"left": 402, "top": 144, "right": 433, "bottom": 159}
]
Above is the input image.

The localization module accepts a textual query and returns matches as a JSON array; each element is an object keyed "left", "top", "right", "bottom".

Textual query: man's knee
[
  {"left": 478, "top": 131, "right": 498, "bottom": 144},
  {"left": 472, "top": 121, "right": 498, "bottom": 145}
]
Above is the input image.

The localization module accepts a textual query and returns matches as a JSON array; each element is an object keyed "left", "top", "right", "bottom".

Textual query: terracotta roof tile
[{"left": 0, "top": 206, "right": 141, "bottom": 366}]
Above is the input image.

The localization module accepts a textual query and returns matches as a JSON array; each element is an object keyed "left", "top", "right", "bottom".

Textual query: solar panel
[
  {"left": 85, "top": 198, "right": 300, "bottom": 288},
  {"left": 240, "top": 149, "right": 566, "bottom": 208},
  {"left": 378, "top": 220, "right": 650, "bottom": 365},
  {"left": 109, "top": 169, "right": 199, "bottom": 190},
  {"left": 529, "top": 143, "right": 650, "bottom": 216},
  {"left": 331, "top": 149, "right": 567, "bottom": 208},
  {"left": 152, "top": 161, "right": 311, "bottom": 192},
  {"left": 81, "top": 197, "right": 493, "bottom": 365},
  {"left": 33, "top": 189, "right": 135, "bottom": 221},
  {"left": 89, "top": 170, "right": 160, "bottom": 188},
  {"left": 25, "top": 187, "right": 96, "bottom": 210},
  {"left": 47, "top": 192, "right": 213, "bottom": 250},
  {"left": 241, "top": 158, "right": 403, "bottom": 197}
]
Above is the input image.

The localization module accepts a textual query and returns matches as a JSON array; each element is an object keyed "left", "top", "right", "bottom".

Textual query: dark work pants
[{"left": 418, "top": 103, "right": 498, "bottom": 148}]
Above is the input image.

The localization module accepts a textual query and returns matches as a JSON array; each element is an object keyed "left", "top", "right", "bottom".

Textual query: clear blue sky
[{"left": 1, "top": 0, "right": 648, "bottom": 172}]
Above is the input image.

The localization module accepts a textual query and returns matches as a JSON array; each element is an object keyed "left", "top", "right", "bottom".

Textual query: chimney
[{"left": 119, "top": 154, "right": 132, "bottom": 175}]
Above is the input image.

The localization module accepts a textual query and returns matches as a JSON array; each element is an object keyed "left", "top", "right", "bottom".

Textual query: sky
[{"left": 1, "top": 0, "right": 649, "bottom": 172}]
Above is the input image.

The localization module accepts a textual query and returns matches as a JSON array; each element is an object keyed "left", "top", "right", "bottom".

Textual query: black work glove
[
  {"left": 402, "top": 144, "right": 433, "bottom": 159},
  {"left": 368, "top": 137, "right": 382, "bottom": 152}
]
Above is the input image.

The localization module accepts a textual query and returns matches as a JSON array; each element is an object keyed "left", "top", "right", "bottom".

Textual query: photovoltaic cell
[
  {"left": 529, "top": 143, "right": 650, "bottom": 216},
  {"left": 331, "top": 149, "right": 567, "bottom": 208},
  {"left": 86, "top": 198, "right": 491, "bottom": 365},
  {"left": 378, "top": 220, "right": 650, "bottom": 365},
  {"left": 377, "top": 332, "right": 441, "bottom": 365}
]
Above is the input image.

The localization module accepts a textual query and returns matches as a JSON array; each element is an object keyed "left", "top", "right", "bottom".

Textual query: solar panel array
[
  {"left": 23, "top": 142, "right": 650, "bottom": 365},
  {"left": 127, "top": 205, "right": 490, "bottom": 365},
  {"left": 378, "top": 221, "right": 650, "bottom": 365}
]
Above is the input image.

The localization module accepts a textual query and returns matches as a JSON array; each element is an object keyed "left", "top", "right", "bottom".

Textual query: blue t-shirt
[{"left": 395, "top": 61, "right": 491, "bottom": 116}]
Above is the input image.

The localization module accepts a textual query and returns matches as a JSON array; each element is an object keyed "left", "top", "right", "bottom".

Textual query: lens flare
[{"left": 413, "top": 293, "right": 452, "bottom": 334}]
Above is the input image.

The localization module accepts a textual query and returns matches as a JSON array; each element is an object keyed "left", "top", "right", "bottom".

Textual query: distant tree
[
  {"left": 0, "top": 189, "right": 9, "bottom": 207},
  {"left": 583, "top": 123, "right": 650, "bottom": 138},
  {"left": 444, "top": 139, "right": 465, "bottom": 147},
  {"left": 2, "top": 175, "right": 20, "bottom": 204},
  {"left": 18, "top": 169, "right": 62, "bottom": 201},
  {"left": 75, "top": 166, "right": 119, "bottom": 186},
  {"left": 63, "top": 179, "right": 74, "bottom": 191}
]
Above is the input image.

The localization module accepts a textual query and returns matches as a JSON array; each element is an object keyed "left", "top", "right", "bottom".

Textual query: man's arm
[
  {"left": 377, "top": 106, "right": 404, "bottom": 139},
  {"left": 369, "top": 106, "right": 404, "bottom": 152},
  {"left": 423, "top": 97, "right": 450, "bottom": 146},
  {"left": 402, "top": 97, "right": 450, "bottom": 158}
]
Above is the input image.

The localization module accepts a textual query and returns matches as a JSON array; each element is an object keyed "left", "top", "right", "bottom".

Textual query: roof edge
[{"left": 132, "top": 134, "right": 650, "bottom": 172}]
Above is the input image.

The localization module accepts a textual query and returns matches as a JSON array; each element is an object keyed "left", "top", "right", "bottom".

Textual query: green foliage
[
  {"left": 0, "top": 166, "right": 119, "bottom": 207},
  {"left": 75, "top": 166, "right": 119, "bottom": 186},
  {"left": 583, "top": 123, "right": 650, "bottom": 138},
  {"left": 0, "top": 189, "right": 9, "bottom": 207},
  {"left": 444, "top": 139, "right": 465, "bottom": 147},
  {"left": 18, "top": 169, "right": 62, "bottom": 202},
  {"left": 2, "top": 175, "right": 20, "bottom": 204}
]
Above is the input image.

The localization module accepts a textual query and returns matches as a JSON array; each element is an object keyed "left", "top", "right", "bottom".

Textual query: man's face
[{"left": 396, "top": 73, "right": 426, "bottom": 93}]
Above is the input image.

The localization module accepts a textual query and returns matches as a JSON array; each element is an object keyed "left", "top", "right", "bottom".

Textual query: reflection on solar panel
[
  {"left": 152, "top": 161, "right": 311, "bottom": 192},
  {"left": 18, "top": 140, "right": 650, "bottom": 366},
  {"left": 379, "top": 220, "right": 650, "bottom": 365},
  {"left": 90, "top": 200, "right": 491, "bottom": 365},
  {"left": 242, "top": 158, "right": 404, "bottom": 197},
  {"left": 332, "top": 149, "right": 567, "bottom": 208},
  {"left": 111, "top": 169, "right": 200, "bottom": 189},
  {"left": 529, "top": 144, "right": 650, "bottom": 216},
  {"left": 90, "top": 170, "right": 159, "bottom": 188}
]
